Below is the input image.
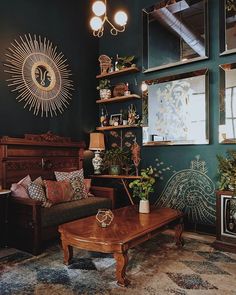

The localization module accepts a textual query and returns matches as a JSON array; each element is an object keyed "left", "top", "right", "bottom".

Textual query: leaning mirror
[
  {"left": 142, "top": 69, "right": 209, "bottom": 146},
  {"left": 142, "top": 0, "right": 209, "bottom": 72},
  {"left": 219, "top": 63, "right": 236, "bottom": 143},
  {"left": 220, "top": 0, "right": 236, "bottom": 55}
]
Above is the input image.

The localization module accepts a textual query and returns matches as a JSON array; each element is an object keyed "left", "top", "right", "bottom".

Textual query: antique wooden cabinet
[{"left": 213, "top": 191, "right": 236, "bottom": 253}]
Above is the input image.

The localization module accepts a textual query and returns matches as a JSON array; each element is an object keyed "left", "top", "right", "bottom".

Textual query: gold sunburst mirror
[{"left": 4, "top": 34, "right": 73, "bottom": 117}]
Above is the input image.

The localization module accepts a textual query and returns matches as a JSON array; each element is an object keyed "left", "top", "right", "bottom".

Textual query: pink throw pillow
[{"left": 10, "top": 175, "right": 32, "bottom": 198}]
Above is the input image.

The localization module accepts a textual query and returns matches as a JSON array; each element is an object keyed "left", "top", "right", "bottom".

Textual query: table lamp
[{"left": 89, "top": 132, "right": 105, "bottom": 174}]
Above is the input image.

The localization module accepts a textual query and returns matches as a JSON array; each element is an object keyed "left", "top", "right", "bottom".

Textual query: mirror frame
[
  {"left": 142, "top": 68, "right": 209, "bottom": 146},
  {"left": 142, "top": 0, "right": 209, "bottom": 73},
  {"left": 219, "top": 63, "right": 236, "bottom": 143},
  {"left": 220, "top": 0, "right": 236, "bottom": 55}
]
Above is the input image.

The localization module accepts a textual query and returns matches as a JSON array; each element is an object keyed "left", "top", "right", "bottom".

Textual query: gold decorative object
[
  {"left": 4, "top": 34, "right": 73, "bottom": 117},
  {"left": 90, "top": 0, "right": 128, "bottom": 37},
  {"left": 96, "top": 208, "right": 114, "bottom": 227},
  {"left": 98, "top": 55, "right": 112, "bottom": 75}
]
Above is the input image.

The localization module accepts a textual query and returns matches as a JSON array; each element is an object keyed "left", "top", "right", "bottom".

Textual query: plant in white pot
[
  {"left": 129, "top": 166, "right": 156, "bottom": 213},
  {"left": 97, "top": 79, "right": 111, "bottom": 100}
]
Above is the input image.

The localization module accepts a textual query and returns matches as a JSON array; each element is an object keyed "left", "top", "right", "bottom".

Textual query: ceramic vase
[
  {"left": 139, "top": 199, "right": 150, "bottom": 214},
  {"left": 100, "top": 89, "right": 111, "bottom": 100}
]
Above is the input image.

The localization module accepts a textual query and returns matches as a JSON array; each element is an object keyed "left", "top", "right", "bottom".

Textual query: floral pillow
[
  {"left": 44, "top": 180, "right": 74, "bottom": 205},
  {"left": 10, "top": 175, "right": 32, "bottom": 198},
  {"left": 54, "top": 169, "right": 88, "bottom": 200}
]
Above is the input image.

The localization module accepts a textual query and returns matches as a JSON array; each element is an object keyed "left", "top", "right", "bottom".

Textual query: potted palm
[
  {"left": 129, "top": 166, "right": 156, "bottom": 213},
  {"left": 97, "top": 79, "right": 111, "bottom": 100},
  {"left": 103, "top": 147, "right": 129, "bottom": 175}
]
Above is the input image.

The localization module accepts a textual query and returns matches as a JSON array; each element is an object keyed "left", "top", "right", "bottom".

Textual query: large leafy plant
[
  {"left": 217, "top": 150, "right": 236, "bottom": 191},
  {"left": 129, "top": 166, "right": 156, "bottom": 200},
  {"left": 103, "top": 147, "right": 129, "bottom": 168}
]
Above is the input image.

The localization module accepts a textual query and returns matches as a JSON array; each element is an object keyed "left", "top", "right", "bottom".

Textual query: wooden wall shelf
[
  {"left": 96, "top": 67, "right": 139, "bottom": 79},
  {"left": 96, "top": 125, "right": 139, "bottom": 131},
  {"left": 96, "top": 94, "right": 141, "bottom": 104}
]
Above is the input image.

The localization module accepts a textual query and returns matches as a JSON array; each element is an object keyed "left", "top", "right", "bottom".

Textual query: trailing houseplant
[
  {"left": 103, "top": 147, "right": 130, "bottom": 175},
  {"left": 129, "top": 166, "right": 156, "bottom": 213},
  {"left": 97, "top": 79, "right": 111, "bottom": 99},
  {"left": 217, "top": 150, "right": 236, "bottom": 193}
]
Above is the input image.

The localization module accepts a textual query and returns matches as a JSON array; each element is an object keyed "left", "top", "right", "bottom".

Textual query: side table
[{"left": 0, "top": 189, "right": 11, "bottom": 247}]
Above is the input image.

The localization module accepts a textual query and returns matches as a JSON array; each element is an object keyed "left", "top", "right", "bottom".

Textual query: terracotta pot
[
  {"left": 100, "top": 89, "right": 111, "bottom": 99},
  {"left": 139, "top": 199, "right": 150, "bottom": 214}
]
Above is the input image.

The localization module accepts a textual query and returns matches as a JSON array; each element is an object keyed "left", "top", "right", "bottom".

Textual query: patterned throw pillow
[
  {"left": 10, "top": 175, "right": 32, "bottom": 198},
  {"left": 27, "top": 177, "right": 52, "bottom": 207},
  {"left": 28, "top": 182, "right": 46, "bottom": 202},
  {"left": 54, "top": 169, "right": 88, "bottom": 200},
  {"left": 44, "top": 180, "right": 74, "bottom": 205}
]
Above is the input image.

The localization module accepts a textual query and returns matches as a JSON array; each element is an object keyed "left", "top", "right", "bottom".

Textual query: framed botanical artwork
[
  {"left": 142, "top": 0, "right": 209, "bottom": 72},
  {"left": 142, "top": 69, "right": 209, "bottom": 146}
]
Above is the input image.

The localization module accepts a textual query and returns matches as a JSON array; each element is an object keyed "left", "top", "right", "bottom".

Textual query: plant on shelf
[
  {"left": 217, "top": 150, "right": 236, "bottom": 193},
  {"left": 129, "top": 166, "right": 157, "bottom": 213},
  {"left": 115, "top": 55, "right": 136, "bottom": 70},
  {"left": 97, "top": 79, "right": 111, "bottom": 100},
  {"left": 103, "top": 147, "right": 130, "bottom": 175}
]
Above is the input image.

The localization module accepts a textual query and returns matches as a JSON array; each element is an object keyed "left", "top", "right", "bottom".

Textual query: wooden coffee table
[{"left": 58, "top": 206, "right": 184, "bottom": 287}]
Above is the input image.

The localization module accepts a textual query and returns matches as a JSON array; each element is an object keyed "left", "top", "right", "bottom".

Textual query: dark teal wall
[
  {"left": 99, "top": 0, "right": 236, "bottom": 229},
  {"left": 0, "top": 0, "right": 99, "bottom": 142}
]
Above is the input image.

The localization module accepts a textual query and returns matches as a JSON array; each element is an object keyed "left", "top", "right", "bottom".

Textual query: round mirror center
[
  {"left": 35, "top": 65, "right": 52, "bottom": 88},
  {"left": 31, "top": 61, "right": 56, "bottom": 92}
]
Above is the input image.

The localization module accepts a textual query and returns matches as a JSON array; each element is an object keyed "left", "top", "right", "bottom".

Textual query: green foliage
[
  {"left": 103, "top": 147, "right": 130, "bottom": 168},
  {"left": 217, "top": 150, "right": 236, "bottom": 191},
  {"left": 129, "top": 166, "right": 156, "bottom": 200},
  {"left": 97, "top": 79, "right": 111, "bottom": 90},
  {"left": 116, "top": 55, "right": 135, "bottom": 70}
]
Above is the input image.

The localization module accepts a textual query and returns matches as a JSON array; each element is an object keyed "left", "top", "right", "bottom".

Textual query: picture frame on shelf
[{"left": 110, "top": 114, "right": 122, "bottom": 126}]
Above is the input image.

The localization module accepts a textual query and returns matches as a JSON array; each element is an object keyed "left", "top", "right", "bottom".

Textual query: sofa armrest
[{"left": 91, "top": 186, "right": 116, "bottom": 209}]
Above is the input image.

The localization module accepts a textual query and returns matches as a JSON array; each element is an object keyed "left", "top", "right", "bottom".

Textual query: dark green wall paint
[
  {"left": 0, "top": 0, "right": 99, "bottom": 142},
  {"left": 98, "top": 0, "right": 236, "bottom": 228}
]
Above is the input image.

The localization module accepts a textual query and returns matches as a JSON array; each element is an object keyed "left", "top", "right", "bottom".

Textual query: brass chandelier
[{"left": 90, "top": 0, "right": 128, "bottom": 37}]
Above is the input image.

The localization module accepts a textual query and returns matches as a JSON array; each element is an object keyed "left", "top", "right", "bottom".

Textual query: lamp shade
[{"left": 89, "top": 133, "right": 105, "bottom": 151}]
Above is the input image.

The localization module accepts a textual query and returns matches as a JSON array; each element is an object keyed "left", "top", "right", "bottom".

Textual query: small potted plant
[
  {"left": 103, "top": 147, "right": 130, "bottom": 175},
  {"left": 97, "top": 79, "right": 111, "bottom": 100},
  {"left": 129, "top": 166, "right": 156, "bottom": 213},
  {"left": 217, "top": 150, "right": 236, "bottom": 193}
]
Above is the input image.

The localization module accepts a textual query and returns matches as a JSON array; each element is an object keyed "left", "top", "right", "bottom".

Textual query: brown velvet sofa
[
  {"left": 9, "top": 186, "right": 115, "bottom": 255},
  {"left": 0, "top": 133, "right": 116, "bottom": 255}
]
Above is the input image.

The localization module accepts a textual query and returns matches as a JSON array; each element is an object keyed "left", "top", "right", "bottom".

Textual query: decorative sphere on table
[{"left": 96, "top": 209, "right": 114, "bottom": 227}]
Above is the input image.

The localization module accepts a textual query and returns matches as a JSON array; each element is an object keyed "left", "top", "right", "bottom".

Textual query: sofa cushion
[
  {"left": 10, "top": 175, "right": 32, "bottom": 198},
  {"left": 44, "top": 180, "right": 74, "bottom": 205},
  {"left": 54, "top": 169, "right": 88, "bottom": 200},
  {"left": 41, "top": 197, "right": 112, "bottom": 227}
]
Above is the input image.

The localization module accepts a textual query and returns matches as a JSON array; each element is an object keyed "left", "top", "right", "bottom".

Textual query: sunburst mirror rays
[{"left": 4, "top": 34, "right": 74, "bottom": 117}]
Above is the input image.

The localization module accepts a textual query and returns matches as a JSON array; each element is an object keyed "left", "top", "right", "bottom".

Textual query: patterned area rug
[{"left": 0, "top": 234, "right": 236, "bottom": 295}]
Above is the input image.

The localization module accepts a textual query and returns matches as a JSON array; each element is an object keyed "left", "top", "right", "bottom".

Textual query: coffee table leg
[
  {"left": 174, "top": 221, "right": 184, "bottom": 247},
  {"left": 114, "top": 252, "right": 130, "bottom": 287},
  {"left": 61, "top": 241, "right": 73, "bottom": 265}
]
